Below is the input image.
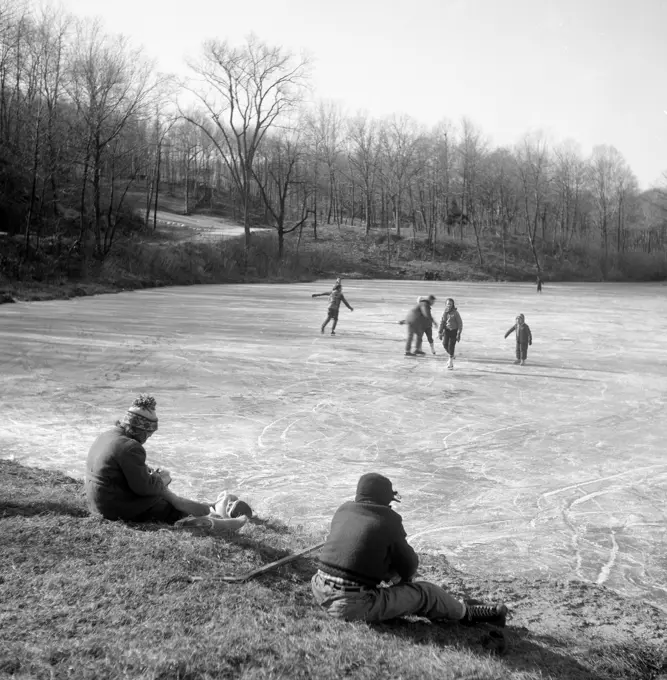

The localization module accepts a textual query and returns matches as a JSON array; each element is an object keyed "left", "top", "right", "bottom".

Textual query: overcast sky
[{"left": 60, "top": 0, "right": 666, "bottom": 190}]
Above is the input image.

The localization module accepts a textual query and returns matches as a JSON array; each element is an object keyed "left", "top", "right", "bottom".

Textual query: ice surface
[{"left": 1, "top": 280, "right": 666, "bottom": 609}]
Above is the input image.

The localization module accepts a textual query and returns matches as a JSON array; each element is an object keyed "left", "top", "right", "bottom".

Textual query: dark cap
[{"left": 355, "top": 473, "right": 401, "bottom": 505}]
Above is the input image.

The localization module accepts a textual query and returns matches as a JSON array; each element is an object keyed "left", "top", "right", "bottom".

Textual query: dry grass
[{"left": 1, "top": 459, "right": 665, "bottom": 680}]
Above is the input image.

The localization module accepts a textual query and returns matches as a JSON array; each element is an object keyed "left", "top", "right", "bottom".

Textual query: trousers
[
  {"left": 311, "top": 571, "right": 465, "bottom": 623},
  {"left": 442, "top": 328, "right": 458, "bottom": 357},
  {"left": 516, "top": 342, "right": 529, "bottom": 361}
]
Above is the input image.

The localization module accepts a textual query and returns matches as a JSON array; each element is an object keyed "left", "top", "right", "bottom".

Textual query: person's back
[
  {"left": 319, "top": 499, "right": 418, "bottom": 587},
  {"left": 405, "top": 297, "right": 435, "bottom": 332},
  {"left": 86, "top": 425, "right": 164, "bottom": 520}
]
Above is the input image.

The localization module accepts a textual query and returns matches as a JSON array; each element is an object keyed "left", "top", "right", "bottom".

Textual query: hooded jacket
[
  {"left": 504, "top": 318, "right": 532, "bottom": 344},
  {"left": 318, "top": 473, "right": 419, "bottom": 586}
]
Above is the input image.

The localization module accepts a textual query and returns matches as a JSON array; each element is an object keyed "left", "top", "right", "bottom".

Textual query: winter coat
[
  {"left": 85, "top": 426, "right": 166, "bottom": 520},
  {"left": 405, "top": 299, "right": 435, "bottom": 332},
  {"left": 438, "top": 308, "right": 463, "bottom": 335},
  {"left": 505, "top": 322, "right": 532, "bottom": 345},
  {"left": 318, "top": 500, "right": 419, "bottom": 587},
  {"left": 327, "top": 289, "right": 353, "bottom": 312}
]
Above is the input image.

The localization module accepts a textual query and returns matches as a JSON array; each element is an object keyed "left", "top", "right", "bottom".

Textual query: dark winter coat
[
  {"left": 405, "top": 299, "right": 435, "bottom": 333},
  {"left": 318, "top": 500, "right": 419, "bottom": 587},
  {"left": 505, "top": 322, "right": 532, "bottom": 345},
  {"left": 85, "top": 426, "right": 166, "bottom": 520}
]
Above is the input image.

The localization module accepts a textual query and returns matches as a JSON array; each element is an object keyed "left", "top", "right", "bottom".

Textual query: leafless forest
[{"left": 1, "top": 0, "right": 666, "bottom": 282}]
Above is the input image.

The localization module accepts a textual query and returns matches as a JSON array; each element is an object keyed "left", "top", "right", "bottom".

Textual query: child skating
[
  {"left": 504, "top": 313, "right": 532, "bottom": 365},
  {"left": 401, "top": 295, "right": 437, "bottom": 356},
  {"left": 438, "top": 297, "right": 462, "bottom": 369},
  {"left": 312, "top": 279, "right": 353, "bottom": 335}
]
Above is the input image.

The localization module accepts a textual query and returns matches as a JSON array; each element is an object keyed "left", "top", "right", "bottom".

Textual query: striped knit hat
[{"left": 121, "top": 394, "right": 158, "bottom": 432}]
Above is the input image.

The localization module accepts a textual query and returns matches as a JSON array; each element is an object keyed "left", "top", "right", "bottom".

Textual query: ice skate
[
  {"left": 330, "top": 331, "right": 336, "bottom": 336},
  {"left": 405, "top": 351, "right": 414, "bottom": 356},
  {"left": 429, "top": 343, "right": 436, "bottom": 355},
  {"left": 414, "top": 350, "right": 426, "bottom": 356},
  {"left": 447, "top": 357, "right": 454, "bottom": 370},
  {"left": 513, "top": 360, "right": 521, "bottom": 365},
  {"left": 460, "top": 603, "right": 508, "bottom": 628},
  {"left": 520, "top": 360, "right": 525, "bottom": 365}
]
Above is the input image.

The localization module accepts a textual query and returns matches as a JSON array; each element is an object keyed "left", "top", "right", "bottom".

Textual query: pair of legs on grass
[
  {"left": 405, "top": 325, "right": 435, "bottom": 356},
  {"left": 311, "top": 571, "right": 507, "bottom": 626}
]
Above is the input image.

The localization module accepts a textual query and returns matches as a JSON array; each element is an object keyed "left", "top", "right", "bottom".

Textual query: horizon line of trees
[{"left": 1, "top": 0, "right": 666, "bottom": 276}]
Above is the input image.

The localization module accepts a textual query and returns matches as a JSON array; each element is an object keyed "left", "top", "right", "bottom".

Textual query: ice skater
[
  {"left": 536, "top": 276, "right": 543, "bottom": 293},
  {"left": 438, "top": 297, "right": 462, "bottom": 369},
  {"left": 504, "top": 313, "right": 532, "bottom": 365},
  {"left": 312, "top": 278, "right": 354, "bottom": 335},
  {"left": 400, "top": 295, "right": 437, "bottom": 356}
]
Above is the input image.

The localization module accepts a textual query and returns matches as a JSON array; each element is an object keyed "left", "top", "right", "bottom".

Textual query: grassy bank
[{"left": 1, "top": 459, "right": 665, "bottom": 680}]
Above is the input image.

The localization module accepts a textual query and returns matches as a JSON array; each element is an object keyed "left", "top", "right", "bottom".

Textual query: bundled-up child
[
  {"left": 504, "top": 313, "right": 532, "bottom": 365},
  {"left": 438, "top": 297, "right": 463, "bottom": 370},
  {"left": 312, "top": 279, "right": 354, "bottom": 335}
]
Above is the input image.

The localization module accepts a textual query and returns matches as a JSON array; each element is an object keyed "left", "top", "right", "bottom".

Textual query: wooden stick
[{"left": 189, "top": 541, "right": 326, "bottom": 584}]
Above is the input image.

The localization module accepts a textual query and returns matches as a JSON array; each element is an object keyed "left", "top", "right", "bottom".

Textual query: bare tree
[
  {"left": 183, "top": 35, "right": 310, "bottom": 252},
  {"left": 252, "top": 124, "right": 310, "bottom": 257},
  {"left": 514, "top": 133, "right": 551, "bottom": 273},
  {"left": 347, "top": 112, "right": 381, "bottom": 236},
  {"left": 65, "top": 19, "right": 157, "bottom": 256}
]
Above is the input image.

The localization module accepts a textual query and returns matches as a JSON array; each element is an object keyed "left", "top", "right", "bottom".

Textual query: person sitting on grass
[
  {"left": 85, "top": 394, "right": 251, "bottom": 527},
  {"left": 311, "top": 472, "right": 508, "bottom": 627}
]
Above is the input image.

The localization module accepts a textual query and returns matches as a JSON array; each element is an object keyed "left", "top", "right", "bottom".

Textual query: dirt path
[{"left": 146, "top": 208, "right": 273, "bottom": 241}]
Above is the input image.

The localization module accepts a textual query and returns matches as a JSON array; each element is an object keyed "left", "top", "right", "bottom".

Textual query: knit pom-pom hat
[
  {"left": 355, "top": 473, "right": 401, "bottom": 505},
  {"left": 121, "top": 394, "right": 158, "bottom": 432}
]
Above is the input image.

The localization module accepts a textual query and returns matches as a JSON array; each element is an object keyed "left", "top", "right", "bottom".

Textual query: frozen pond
[{"left": 1, "top": 280, "right": 666, "bottom": 610}]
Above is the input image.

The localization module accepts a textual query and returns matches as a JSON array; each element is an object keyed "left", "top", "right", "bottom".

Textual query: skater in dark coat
[
  {"left": 311, "top": 472, "right": 508, "bottom": 626},
  {"left": 313, "top": 279, "right": 353, "bottom": 335},
  {"left": 504, "top": 314, "right": 532, "bottom": 365},
  {"left": 536, "top": 276, "right": 543, "bottom": 293},
  {"left": 401, "top": 295, "right": 437, "bottom": 356}
]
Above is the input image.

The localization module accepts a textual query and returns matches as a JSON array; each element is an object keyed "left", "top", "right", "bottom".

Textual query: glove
[
  {"left": 350, "top": 308, "right": 354, "bottom": 312},
  {"left": 438, "top": 333, "right": 443, "bottom": 340},
  {"left": 457, "top": 335, "right": 461, "bottom": 342}
]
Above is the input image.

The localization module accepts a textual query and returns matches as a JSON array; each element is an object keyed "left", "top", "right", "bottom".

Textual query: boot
[
  {"left": 430, "top": 342, "right": 436, "bottom": 355},
  {"left": 447, "top": 356, "right": 453, "bottom": 370},
  {"left": 460, "top": 603, "right": 508, "bottom": 628}
]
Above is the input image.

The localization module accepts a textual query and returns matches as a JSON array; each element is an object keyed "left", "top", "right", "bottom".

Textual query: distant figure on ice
[
  {"left": 438, "top": 297, "right": 463, "bottom": 370},
  {"left": 536, "top": 276, "right": 543, "bottom": 293},
  {"left": 400, "top": 295, "right": 437, "bottom": 356},
  {"left": 85, "top": 394, "right": 251, "bottom": 529},
  {"left": 312, "top": 278, "right": 354, "bottom": 335},
  {"left": 311, "top": 472, "right": 509, "bottom": 627},
  {"left": 504, "top": 314, "right": 532, "bottom": 365}
]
